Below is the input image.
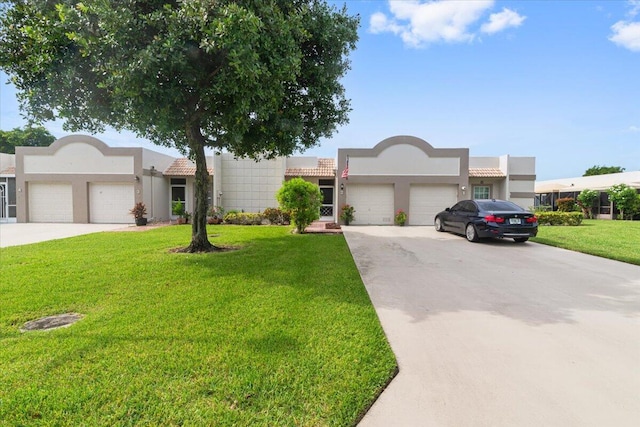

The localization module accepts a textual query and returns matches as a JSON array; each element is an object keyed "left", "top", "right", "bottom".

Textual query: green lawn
[
  {"left": 0, "top": 226, "right": 397, "bottom": 426},
  {"left": 531, "top": 219, "right": 640, "bottom": 265}
]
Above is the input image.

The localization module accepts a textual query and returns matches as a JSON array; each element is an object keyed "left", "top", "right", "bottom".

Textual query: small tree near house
[
  {"left": 277, "top": 178, "right": 322, "bottom": 234},
  {"left": 607, "top": 184, "right": 640, "bottom": 220},
  {"left": 577, "top": 189, "right": 599, "bottom": 219}
]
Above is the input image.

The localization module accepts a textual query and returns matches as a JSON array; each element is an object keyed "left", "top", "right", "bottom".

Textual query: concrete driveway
[
  {"left": 0, "top": 223, "right": 130, "bottom": 248},
  {"left": 345, "top": 226, "right": 640, "bottom": 427}
]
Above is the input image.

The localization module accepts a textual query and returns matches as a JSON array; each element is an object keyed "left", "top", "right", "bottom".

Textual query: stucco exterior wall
[
  {"left": 286, "top": 157, "right": 320, "bottom": 169},
  {"left": 468, "top": 157, "right": 500, "bottom": 169},
  {"left": 337, "top": 136, "right": 469, "bottom": 223},
  {"left": 16, "top": 135, "right": 144, "bottom": 223},
  {"left": 141, "top": 149, "right": 176, "bottom": 221},
  {"left": 350, "top": 143, "right": 461, "bottom": 176},
  {"left": 143, "top": 170, "right": 170, "bottom": 221},
  {"left": 219, "top": 154, "right": 285, "bottom": 213},
  {"left": 23, "top": 141, "right": 134, "bottom": 174}
]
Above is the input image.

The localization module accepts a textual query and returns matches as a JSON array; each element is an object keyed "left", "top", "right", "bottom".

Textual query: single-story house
[
  {"left": 337, "top": 136, "right": 536, "bottom": 225},
  {"left": 11, "top": 134, "right": 535, "bottom": 225},
  {"left": 535, "top": 171, "right": 640, "bottom": 219}
]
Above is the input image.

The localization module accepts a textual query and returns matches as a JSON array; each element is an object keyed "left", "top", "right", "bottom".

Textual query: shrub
[
  {"left": 556, "top": 197, "right": 577, "bottom": 212},
  {"left": 394, "top": 209, "right": 407, "bottom": 226},
  {"left": 223, "top": 212, "right": 263, "bottom": 225},
  {"left": 172, "top": 199, "right": 185, "bottom": 217},
  {"left": 340, "top": 204, "right": 355, "bottom": 225},
  {"left": 536, "top": 211, "right": 583, "bottom": 226},
  {"left": 276, "top": 178, "right": 322, "bottom": 233},
  {"left": 129, "top": 202, "right": 147, "bottom": 219},
  {"left": 262, "top": 208, "right": 290, "bottom": 225}
]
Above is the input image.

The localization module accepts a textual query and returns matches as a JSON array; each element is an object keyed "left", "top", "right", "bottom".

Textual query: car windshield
[{"left": 476, "top": 200, "right": 523, "bottom": 212}]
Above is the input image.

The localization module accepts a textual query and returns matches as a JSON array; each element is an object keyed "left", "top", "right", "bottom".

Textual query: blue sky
[{"left": 1, "top": 0, "right": 639, "bottom": 180}]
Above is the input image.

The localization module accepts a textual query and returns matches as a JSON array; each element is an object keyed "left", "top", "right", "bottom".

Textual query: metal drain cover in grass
[{"left": 21, "top": 313, "right": 83, "bottom": 332}]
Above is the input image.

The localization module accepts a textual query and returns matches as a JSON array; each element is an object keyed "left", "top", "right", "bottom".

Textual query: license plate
[{"left": 509, "top": 218, "right": 522, "bottom": 225}]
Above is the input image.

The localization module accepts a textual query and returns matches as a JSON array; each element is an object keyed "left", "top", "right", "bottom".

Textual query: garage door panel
[
  {"left": 409, "top": 185, "right": 458, "bottom": 225},
  {"left": 90, "top": 183, "right": 134, "bottom": 224},
  {"left": 347, "top": 184, "right": 394, "bottom": 225},
  {"left": 29, "top": 183, "right": 73, "bottom": 223}
]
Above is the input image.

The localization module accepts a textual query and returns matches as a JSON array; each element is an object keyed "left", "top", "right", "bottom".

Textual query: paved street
[{"left": 345, "top": 226, "right": 640, "bottom": 427}]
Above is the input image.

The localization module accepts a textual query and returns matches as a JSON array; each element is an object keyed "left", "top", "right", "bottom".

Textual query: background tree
[
  {"left": 276, "top": 178, "right": 322, "bottom": 234},
  {"left": 576, "top": 189, "right": 599, "bottom": 219},
  {"left": 0, "top": 126, "right": 55, "bottom": 154},
  {"left": 0, "top": 0, "right": 359, "bottom": 252},
  {"left": 607, "top": 184, "right": 640, "bottom": 220},
  {"left": 583, "top": 165, "right": 625, "bottom": 176}
]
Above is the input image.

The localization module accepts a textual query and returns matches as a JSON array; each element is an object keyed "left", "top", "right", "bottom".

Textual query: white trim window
[{"left": 473, "top": 185, "right": 491, "bottom": 199}]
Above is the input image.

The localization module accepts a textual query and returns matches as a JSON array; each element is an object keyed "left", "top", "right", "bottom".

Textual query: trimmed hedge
[
  {"left": 536, "top": 211, "right": 583, "bottom": 226},
  {"left": 223, "top": 212, "right": 264, "bottom": 225},
  {"left": 262, "top": 208, "right": 291, "bottom": 225}
]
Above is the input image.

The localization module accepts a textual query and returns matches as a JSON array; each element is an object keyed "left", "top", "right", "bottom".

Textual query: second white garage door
[
  {"left": 29, "top": 182, "right": 73, "bottom": 223},
  {"left": 409, "top": 185, "right": 458, "bottom": 225},
  {"left": 89, "top": 183, "right": 135, "bottom": 224},
  {"left": 347, "top": 184, "right": 394, "bottom": 225}
]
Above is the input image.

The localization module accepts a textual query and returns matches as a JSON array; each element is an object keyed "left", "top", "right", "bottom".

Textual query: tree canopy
[
  {"left": 583, "top": 165, "right": 625, "bottom": 176},
  {"left": 0, "top": 0, "right": 359, "bottom": 251},
  {"left": 0, "top": 126, "right": 56, "bottom": 154}
]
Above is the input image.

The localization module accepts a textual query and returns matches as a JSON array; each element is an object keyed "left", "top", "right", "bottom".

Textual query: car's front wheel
[
  {"left": 465, "top": 223, "right": 479, "bottom": 242},
  {"left": 434, "top": 217, "right": 444, "bottom": 232}
]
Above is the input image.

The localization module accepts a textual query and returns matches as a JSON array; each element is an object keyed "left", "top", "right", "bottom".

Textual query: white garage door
[
  {"left": 29, "top": 182, "right": 73, "bottom": 223},
  {"left": 347, "top": 184, "right": 394, "bottom": 225},
  {"left": 90, "top": 183, "right": 135, "bottom": 224},
  {"left": 409, "top": 185, "right": 458, "bottom": 225}
]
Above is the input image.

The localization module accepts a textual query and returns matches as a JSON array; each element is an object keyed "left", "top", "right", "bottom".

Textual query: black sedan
[{"left": 434, "top": 199, "right": 538, "bottom": 243}]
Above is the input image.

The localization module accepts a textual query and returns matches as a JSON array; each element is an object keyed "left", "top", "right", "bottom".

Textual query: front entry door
[{"left": 319, "top": 186, "right": 334, "bottom": 220}]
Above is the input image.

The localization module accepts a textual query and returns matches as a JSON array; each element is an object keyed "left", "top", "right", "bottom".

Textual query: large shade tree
[{"left": 0, "top": 0, "right": 359, "bottom": 252}]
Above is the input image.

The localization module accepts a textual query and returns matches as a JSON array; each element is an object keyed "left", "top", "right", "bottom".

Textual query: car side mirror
[{"left": 445, "top": 207, "right": 450, "bottom": 212}]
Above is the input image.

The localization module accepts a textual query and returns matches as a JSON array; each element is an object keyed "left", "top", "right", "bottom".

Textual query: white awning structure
[{"left": 535, "top": 171, "right": 640, "bottom": 193}]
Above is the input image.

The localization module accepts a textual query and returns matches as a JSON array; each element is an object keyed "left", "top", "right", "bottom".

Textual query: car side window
[
  {"left": 450, "top": 202, "right": 464, "bottom": 212},
  {"left": 461, "top": 201, "right": 477, "bottom": 213}
]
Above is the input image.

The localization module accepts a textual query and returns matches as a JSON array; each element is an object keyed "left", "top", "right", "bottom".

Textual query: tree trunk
[{"left": 184, "top": 126, "right": 216, "bottom": 252}]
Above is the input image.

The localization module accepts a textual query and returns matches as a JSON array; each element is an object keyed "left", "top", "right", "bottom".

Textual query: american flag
[{"left": 341, "top": 156, "right": 349, "bottom": 179}]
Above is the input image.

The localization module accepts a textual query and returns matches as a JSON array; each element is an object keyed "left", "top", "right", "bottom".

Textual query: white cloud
[
  {"left": 609, "top": 20, "right": 640, "bottom": 51},
  {"left": 629, "top": 0, "right": 640, "bottom": 17},
  {"left": 480, "top": 8, "right": 526, "bottom": 34},
  {"left": 369, "top": 0, "right": 495, "bottom": 48},
  {"left": 628, "top": 125, "right": 640, "bottom": 132}
]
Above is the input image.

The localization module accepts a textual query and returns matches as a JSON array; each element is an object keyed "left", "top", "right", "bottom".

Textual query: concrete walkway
[
  {"left": 0, "top": 223, "right": 131, "bottom": 248},
  {"left": 345, "top": 226, "right": 640, "bottom": 427}
]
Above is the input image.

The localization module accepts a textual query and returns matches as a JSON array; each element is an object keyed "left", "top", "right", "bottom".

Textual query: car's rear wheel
[
  {"left": 465, "top": 223, "right": 479, "bottom": 242},
  {"left": 514, "top": 237, "right": 529, "bottom": 243},
  {"left": 434, "top": 217, "right": 444, "bottom": 232}
]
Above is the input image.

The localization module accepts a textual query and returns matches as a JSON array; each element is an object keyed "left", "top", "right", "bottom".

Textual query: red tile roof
[
  {"left": 285, "top": 158, "right": 336, "bottom": 177},
  {"left": 468, "top": 168, "right": 505, "bottom": 178},
  {"left": 163, "top": 158, "right": 213, "bottom": 176}
]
